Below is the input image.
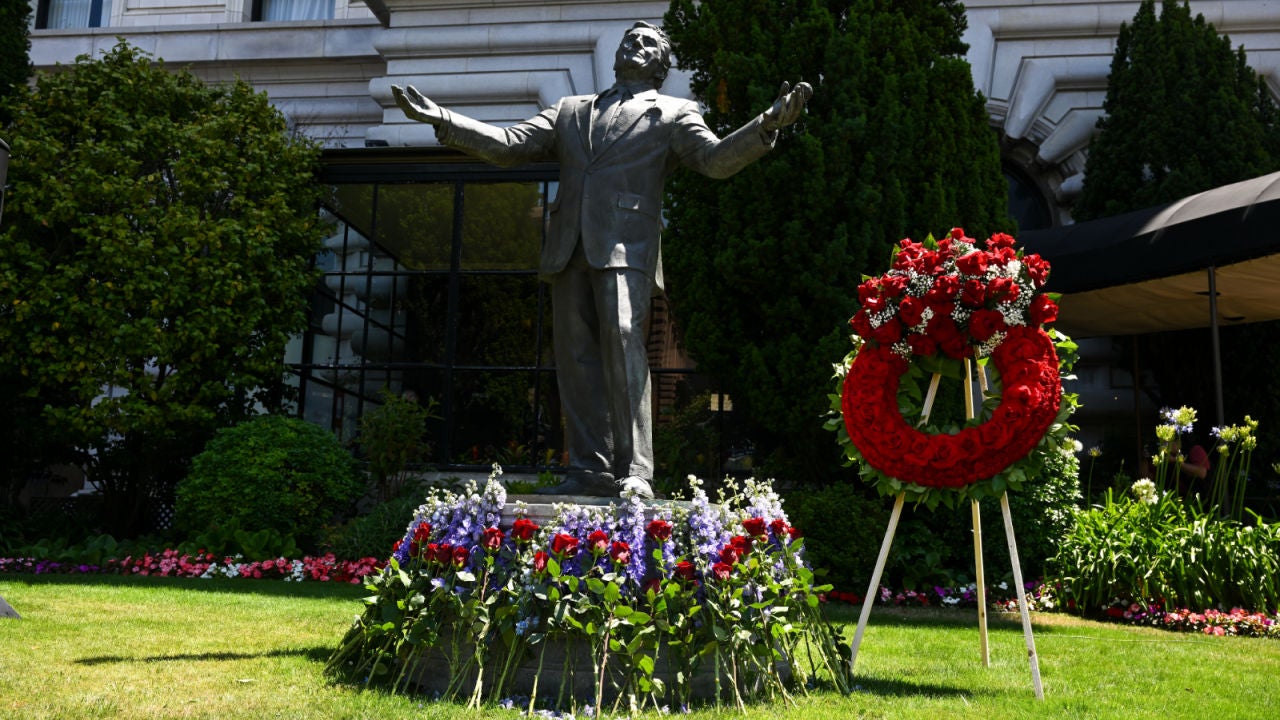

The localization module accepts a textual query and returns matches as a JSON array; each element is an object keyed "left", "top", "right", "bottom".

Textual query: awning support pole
[{"left": 1208, "top": 266, "right": 1224, "bottom": 427}]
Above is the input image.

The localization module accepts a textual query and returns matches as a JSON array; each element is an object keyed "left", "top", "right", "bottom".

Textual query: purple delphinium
[{"left": 683, "top": 478, "right": 730, "bottom": 567}]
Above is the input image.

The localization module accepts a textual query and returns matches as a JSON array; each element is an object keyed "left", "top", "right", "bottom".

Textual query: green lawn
[{"left": 1, "top": 575, "right": 1275, "bottom": 719}]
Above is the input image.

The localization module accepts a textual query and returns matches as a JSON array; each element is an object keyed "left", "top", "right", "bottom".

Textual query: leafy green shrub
[
  {"left": 1049, "top": 488, "right": 1280, "bottom": 612},
  {"left": 782, "top": 484, "right": 888, "bottom": 591},
  {"left": 356, "top": 390, "right": 438, "bottom": 502},
  {"left": 175, "top": 415, "right": 362, "bottom": 548},
  {"left": 322, "top": 493, "right": 420, "bottom": 561}
]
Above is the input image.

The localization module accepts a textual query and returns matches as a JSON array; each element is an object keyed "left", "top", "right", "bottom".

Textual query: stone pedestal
[{"left": 498, "top": 494, "right": 700, "bottom": 530}]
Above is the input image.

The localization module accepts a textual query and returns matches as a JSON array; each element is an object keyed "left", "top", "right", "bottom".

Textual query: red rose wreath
[{"left": 834, "top": 229, "right": 1078, "bottom": 502}]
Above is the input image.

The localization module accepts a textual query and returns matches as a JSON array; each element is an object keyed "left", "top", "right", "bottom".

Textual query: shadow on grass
[
  {"left": 1, "top": 572, "right": 368, "bottom": 599},
  {"left": 852, "top": 675, "right": 985, "bottom": 699},
  {"left": 75, "top": 645, "right": 334, "bottom": 666}
]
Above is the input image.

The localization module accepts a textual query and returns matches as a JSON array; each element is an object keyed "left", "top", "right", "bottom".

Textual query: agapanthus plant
[{"left": 325, "top": 468, "right": 851, "bottom": 714}]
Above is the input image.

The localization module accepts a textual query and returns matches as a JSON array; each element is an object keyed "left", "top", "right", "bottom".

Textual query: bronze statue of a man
[{"left": 393, "top": 21, "right": 811, "bottom": 499}]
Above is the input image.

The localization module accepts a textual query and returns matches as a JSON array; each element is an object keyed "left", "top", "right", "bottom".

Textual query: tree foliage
[
  {"left": 0, "top": 42, "right": 325, "bottom": 534},
  {"left": 0, "top": 0, "right": 31, "bottom": 124},
  {"left": 661, "top": 0, "right": 1011, "bottom": 480},
  {"left": 1074, "top": 0, "right": 1280, "bottom": 220}
]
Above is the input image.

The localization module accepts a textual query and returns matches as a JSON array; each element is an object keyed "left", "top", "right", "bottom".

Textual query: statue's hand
[
  {"left": 761, "top": 81, "right": 813, "bottom": 133},
  {"left": 392, "top": 84, "right": 446, "bottom": 126}
]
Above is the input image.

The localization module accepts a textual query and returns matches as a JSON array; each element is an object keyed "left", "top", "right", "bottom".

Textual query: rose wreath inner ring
[{"left": 841, "top": 325, "right": 1063, "bottom": 489}]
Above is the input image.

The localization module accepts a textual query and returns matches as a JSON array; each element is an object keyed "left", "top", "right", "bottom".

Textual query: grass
[{"left": 1, "top": 575, "right": 1276, "bottom": 719}]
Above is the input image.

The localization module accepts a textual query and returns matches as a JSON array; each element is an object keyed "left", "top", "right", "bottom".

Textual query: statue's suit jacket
[{"left": 436, "top": 89, "right": 775, "bottom": 288}]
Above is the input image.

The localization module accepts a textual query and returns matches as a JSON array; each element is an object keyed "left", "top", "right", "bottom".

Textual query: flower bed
[
  {"left": 324, "top": 470, "right": 850, "bottom": 713},
  {"left": 825, "top": 581, "right": 1280, "bottom": 640},
  {"left": 0, "top": 550, "right": 382, "bottom": 583}
]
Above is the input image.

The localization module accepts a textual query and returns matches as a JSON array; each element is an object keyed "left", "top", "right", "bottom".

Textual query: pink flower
[
  {"left": 587, "top": 530, "right": 610, "bottom": 554},
  {"left": 609, "top": 541, "right": 631, "bottom": 565}
]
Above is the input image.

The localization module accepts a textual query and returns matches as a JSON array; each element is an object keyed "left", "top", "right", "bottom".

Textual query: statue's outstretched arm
[{"left": 392, "top": 84, "right": 447, "bottom": 126}]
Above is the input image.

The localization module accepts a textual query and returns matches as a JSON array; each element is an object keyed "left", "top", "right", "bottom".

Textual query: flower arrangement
[
  {"left": 325, "top": 469, "right": 850, "bottom": 714},
  {"left": 830, "top": 228, "right": 1080, "bottom": 507}
]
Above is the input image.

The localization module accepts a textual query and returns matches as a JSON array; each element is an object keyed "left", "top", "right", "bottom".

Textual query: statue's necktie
[{"left": 591, "top": 88, "right": 629, "bottom": 152}]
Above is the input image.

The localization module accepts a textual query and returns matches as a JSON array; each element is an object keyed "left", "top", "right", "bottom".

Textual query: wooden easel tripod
[{"left": 846, "top": 358, "right": 1045, "bottom": 700}]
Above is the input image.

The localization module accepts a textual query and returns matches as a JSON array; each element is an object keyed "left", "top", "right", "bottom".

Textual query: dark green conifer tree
[
  {"left": 0, "top": 0, "right": 31, "bottom": 124},
  {"left": 662, "top": 0, "right": 1011, "bottom": 481},
  {"left": 1074, "top": 0, "right": 1280, "bottom": 220}
]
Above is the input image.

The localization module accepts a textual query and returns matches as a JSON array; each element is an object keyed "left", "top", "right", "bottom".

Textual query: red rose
[
  {"left": 956, "top": 251, "right": 989, "bottom": 276},
  {"left": 742, "top": 517, "right": 768, "bottom": 538},
  {"left": 408, "top": 540, "right": 420, "bottom": 558},
  {"left": 433, "top": 543, "right": 453, "bottom": 565},
  {"left": 987, "top": 277, "right": 1020, "bottom": 304},
  {"left": 1008, "top": 383, "right": 1044, "bottom": 411},
  {"left": 924, "top": 434, "right": 964, "bottom": 470},
  {"left": 905, "top": 332, "right": 939, "bottom": 357},
  {"left": 413, "top": 523, "right": 432, "bottom": 543},
  {"left": 863, "top": 294, "right": 888, "bottom": 313},
  {"left": 644, "top": 578, "right": 662, "bottom": 596},
  {"left": 880, "top": 274, "right": 908, "bottom": 298},
  {"left": 511, "top": 518, "right": 539, "bottom": 542},
  {"left": 587, "top": 530, "right": 610, "bottom": 554},
  {"left": 992, "top": 247, "right": 1017, "bottom": 264},
  {"left": 850, "top": 310, "right": 874, "bottom": 338},
  {"left": 918, "top": 250, "right": 945, "bottom": 276},
  {"left": 482, "top": 526, "right": 504, "bottom": 551},
  {"left": 609, "top": 541, "right": 631, "bottom": 565},
  {"left": 533, "top": 550, "right": 549, "bottom": 573},
  {"left": 857, "top": 279, "right": 881, "bottom": 303},
  {"left": 392, "top": 539, "right": 402, "bottom": 554},
  {"left": 870, "top": 317, "right": 903, "bottom": 345},
  {"left": 925, "top": 275, "right": 961, "bottom": 306},
  {"left": 551, "top": 533, "right": 579, "bottom": 557},
  {"left": 646, "top": 519, "right": 673, "bottom": 542},
  {"left": 928, "top": 315, "right": 968, "bottom": 359},
  {"left": 711, "top": 562, "right": 733, "bottom": 582},
  {"left": 1029, "top": 294, "right": 1058, "bottom": 324},
  {"left": 969, "top": 308, "right": 1007, "bottom": 342},
  {"left": 787, "top": 525, "right": 802, "bottom": 540},
  {"left": 898, "top": 295, "right": 926, "bottom": 327},
  {"left": 769, "top": 518, "right": 790, "bottom": 538},
  {"left": 674, "top": 560, "right": 696, "bottom": 582},
  {"left": 452, "top": 546, "right": 470, "bottom": 568},
  {"left": 720, "top": 545, "right": 740, "bottom": 565},
  {"left": 959, "top": 278, "right": 986, "bottom": 307},
  {"left": 1023, "top": 254, "right": 1050, "bottom": 286},
  {"left": 730, "top": 535, "right": 753, "bottom": 557},
  {"left": 949, "top": 227, "right": 966, "bottom": 240},
  {"left": 985, "top": 232, "right": 1016, "bottom": 250}
]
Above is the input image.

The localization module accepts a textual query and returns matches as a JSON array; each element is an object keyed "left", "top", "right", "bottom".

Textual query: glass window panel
[
  {"left": 453, "top": 275, "right": 543, "bottom": 367},
  {"left": 44, "top": 0, "right": 109, "bottom": 28},
  {"left": 449, "top": 370, "right": 543, "bottom": 465},
  {"left": 327, "top": 185, "right": 376, "bottom": 244},
  {"left": 259, "top": 0, "right": 333, "bottom": 21},
  {"left": 402, "top": 274, "right": 450, "bottom": 365},
  {"left": 375, "top": 183, "right": 455, "bottom": 271},
  {"left": 460, "top": 182, "right": 543, "bottom": 271}
]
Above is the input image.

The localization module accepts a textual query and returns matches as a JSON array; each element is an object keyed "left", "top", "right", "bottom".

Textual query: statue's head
[{"left": 613, "top": 22, "right": 672, "bottom": 90}]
